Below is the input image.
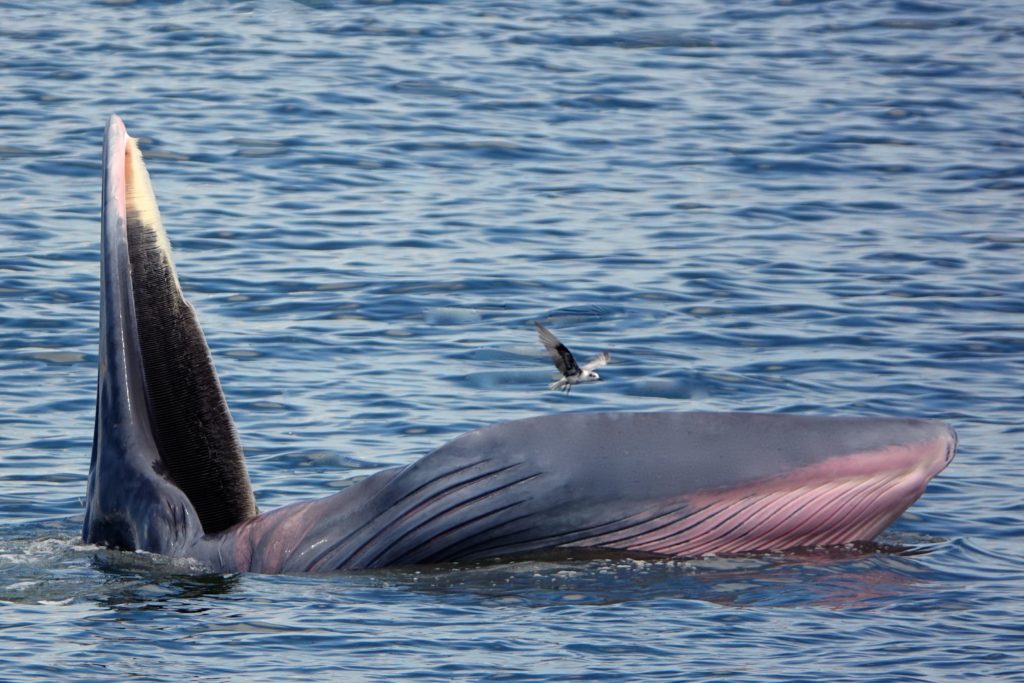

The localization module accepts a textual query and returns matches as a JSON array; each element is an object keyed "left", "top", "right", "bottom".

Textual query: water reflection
[
  {"left": 19, "top": 539, "right": 942, "bottom": 613},
  {"left": 320, "top": 542, "right": 945, "bottom": 610}
]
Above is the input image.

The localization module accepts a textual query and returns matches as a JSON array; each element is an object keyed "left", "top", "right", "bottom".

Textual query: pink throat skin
[{"left": 566, "top": 433, "right": 954, "bottom": 558}]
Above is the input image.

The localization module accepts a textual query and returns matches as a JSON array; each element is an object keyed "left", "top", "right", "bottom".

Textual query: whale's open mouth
[{"left": 85, "top": 115, "right": 958, "bottom": 573}]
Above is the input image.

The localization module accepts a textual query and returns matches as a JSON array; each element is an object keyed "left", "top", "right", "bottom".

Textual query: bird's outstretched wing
[
  {"left": 534, "top": 321, "right": 580, "bottom": 376},
  {"left": 581, "top": 352, "right": 610, "bottom": 372}
]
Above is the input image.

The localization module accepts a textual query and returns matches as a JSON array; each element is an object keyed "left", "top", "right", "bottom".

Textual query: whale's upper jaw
[{"left": 84, "top": 115, "right": 256, "bottom": 555}]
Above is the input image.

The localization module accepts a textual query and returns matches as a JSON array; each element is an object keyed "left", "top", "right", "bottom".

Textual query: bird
[{"left": 534, "top": 321, "right": 610, "bottom": 393}]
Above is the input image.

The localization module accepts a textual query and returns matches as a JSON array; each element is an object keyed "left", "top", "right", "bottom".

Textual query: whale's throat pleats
[{"left": 124, "top": 138, "right": 256, "bottom": 535}]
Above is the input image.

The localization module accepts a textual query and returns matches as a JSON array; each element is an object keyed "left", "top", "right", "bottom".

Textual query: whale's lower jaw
[
  {"left": 195, "top": 416, "right": 955, "bottom": 573},
  {"left": 563, "top": 434, "right": 954, "bottom": 558}
]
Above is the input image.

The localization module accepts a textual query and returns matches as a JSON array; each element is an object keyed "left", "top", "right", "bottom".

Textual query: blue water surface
[{"left": 1, "top": 0, "right": 1023, "bottom": 680}]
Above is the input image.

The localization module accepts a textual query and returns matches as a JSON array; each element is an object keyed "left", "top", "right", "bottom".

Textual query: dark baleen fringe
[{"left": 125, "top": 147, "right": 256, "bottom": 535}]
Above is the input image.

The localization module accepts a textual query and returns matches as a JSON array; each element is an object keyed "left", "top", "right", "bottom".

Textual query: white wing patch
[{"left": 581, "top": 352, "right": 610, "bottom": 372}]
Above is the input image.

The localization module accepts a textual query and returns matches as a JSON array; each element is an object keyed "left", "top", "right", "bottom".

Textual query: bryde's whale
[{"left": 83, "top": 115, "right": 957, "bottom": 573}]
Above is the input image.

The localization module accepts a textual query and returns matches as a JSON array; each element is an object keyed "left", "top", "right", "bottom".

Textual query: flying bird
[{"left": 534, "top": 321, "right": 610, "bottom": 392}]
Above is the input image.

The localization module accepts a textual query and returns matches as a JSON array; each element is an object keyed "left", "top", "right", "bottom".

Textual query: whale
[{"left": 83, "top": 115, "right": 957, "bottom": 573}]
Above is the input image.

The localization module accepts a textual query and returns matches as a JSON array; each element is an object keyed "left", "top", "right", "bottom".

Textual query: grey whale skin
[{"left": 84, "top": 115, "right": 957, "bottom": 573}]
